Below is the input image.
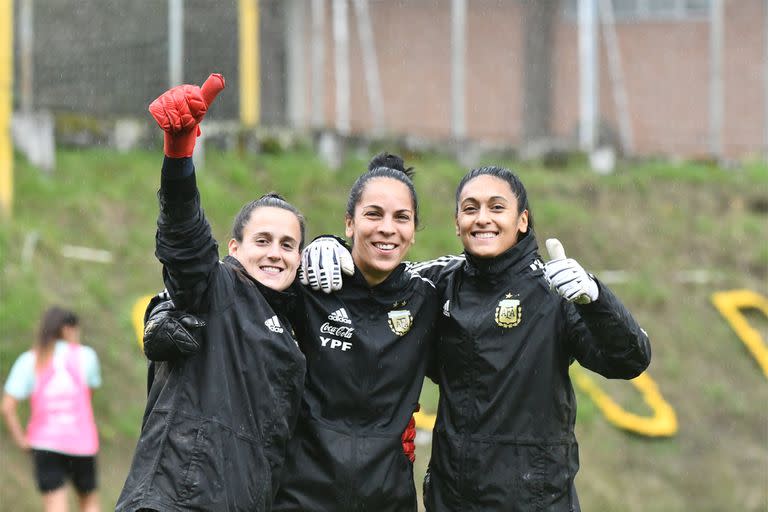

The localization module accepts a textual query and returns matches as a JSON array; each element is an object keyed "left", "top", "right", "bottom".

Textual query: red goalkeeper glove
[
  {"left": 148, "top": 73, "right": 226, "bottom": 158},
  {"left": 401, "top": 404, "right": 419, "bottom": 463}
]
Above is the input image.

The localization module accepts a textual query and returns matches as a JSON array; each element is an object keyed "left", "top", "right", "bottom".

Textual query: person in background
[{"left": 2, "top": 306, "right": 102, "bottom": 512}]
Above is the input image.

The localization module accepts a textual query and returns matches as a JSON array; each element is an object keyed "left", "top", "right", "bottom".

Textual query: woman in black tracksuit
[
  {"left": 271, "top": 161, "right": 441, "bottom": 512},
  {"left": 116, "top": 76, "right": 307, "bottom": 512},
  {"left": 410, "top": 166, "right": 651, "bottom": 511}
]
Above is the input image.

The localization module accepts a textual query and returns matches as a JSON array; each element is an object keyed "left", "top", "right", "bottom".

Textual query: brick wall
[
  {"left": 13, "top": 0, "right": 766, "bottom": 158},
  {"left": 303, "top": 0, "right": 765, "bottom": 158}
]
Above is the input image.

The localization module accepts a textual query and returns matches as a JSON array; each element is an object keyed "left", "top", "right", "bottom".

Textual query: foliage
[{"left": 1, "top": 149, "right": 766, "bottom": 511}]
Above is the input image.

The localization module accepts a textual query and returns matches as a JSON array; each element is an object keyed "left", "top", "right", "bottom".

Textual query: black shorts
[{"left": 31, "top": 449, "right": 98, "bottom": 494}]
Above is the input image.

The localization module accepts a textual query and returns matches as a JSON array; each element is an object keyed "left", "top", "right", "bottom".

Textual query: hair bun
[
  {"left": 367, "top": 152, "right": 415, "bottom": 179},
  {"left": 259, "top": 192, "right": 287, "bottom": 202}
]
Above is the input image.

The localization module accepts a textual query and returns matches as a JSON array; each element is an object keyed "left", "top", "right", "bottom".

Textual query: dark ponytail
[{"left": 35, "top": 306, "right": 79, "bottom": 367}]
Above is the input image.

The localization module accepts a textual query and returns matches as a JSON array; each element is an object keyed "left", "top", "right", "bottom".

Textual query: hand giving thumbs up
[
  {"left": 148, "top": 73, "right": 226, "bottom": 158},
  {"left": 543, "top": 238, "right": 599, "bottom": 304}
]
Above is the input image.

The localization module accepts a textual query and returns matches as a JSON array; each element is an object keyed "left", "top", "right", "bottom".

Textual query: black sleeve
[
  {"left": 146, "top": 361, "right": 155, "bottom": 396},
  {"left": 283, "top": 281, "right": 305, "bottom": 331},
  {"left": 405, "top": 255, "right": 464, "bottom": 286},
  {"left": 155, "top": 157, "right": 220, "bottom": 313},
  {"left": 142, "top": 294, "right": 204, "bottom": 362},
  {"left": 565, "top": 278, "right": 651, "bottom": 379},
  {"left": 291, "top": 285, "right": 314, "bottom": 354},
  {"left": 424, "top": 335, "right": 440, "bottom": 385}
]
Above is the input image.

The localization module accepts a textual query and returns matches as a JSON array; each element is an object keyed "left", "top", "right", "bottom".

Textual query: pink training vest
[{"left": 26, "top": 343, "right": 99, "bottom": 456}]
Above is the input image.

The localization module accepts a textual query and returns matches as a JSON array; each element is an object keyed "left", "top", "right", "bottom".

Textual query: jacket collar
[
  {"left": 347, "top": 262, "right": 410, "bottom": 294},
  {"left": 223, "top": 255, "right": 298, "bottom": 315},
  {"left": 463, "top": 230, "right": 540, "bottom": 278}
]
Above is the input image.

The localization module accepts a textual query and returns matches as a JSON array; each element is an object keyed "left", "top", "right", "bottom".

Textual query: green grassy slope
[{"left": 1, "top": 148, "right": 766, "bottom": 511}]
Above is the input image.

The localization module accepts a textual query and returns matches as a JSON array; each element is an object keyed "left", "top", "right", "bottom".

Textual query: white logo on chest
[
  {"left": 320, "top": 322, "right": 354, "bottom": 338},
  {"left": 320, "top": 336, "right": 352, "bottom": 351},
  {"left": 328, "top": 308, "right": 351, "bottom": 324},
  {"left": 265, "top": 315, "right": 284, "bottom": 333}
]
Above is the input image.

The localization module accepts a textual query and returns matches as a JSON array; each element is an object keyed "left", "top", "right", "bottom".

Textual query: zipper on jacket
[
  {"left": 349, "top": 429, "right": 359, "bottom": 510},
  {"left": 461, "top": 328, "right": 483, "bottom": 510}
]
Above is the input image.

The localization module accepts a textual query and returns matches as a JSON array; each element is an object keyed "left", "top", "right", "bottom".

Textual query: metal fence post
[
  {"left": 578, "top": 0, "right": 598, "bottom": 152},
  {"left": 169, "top": 0, "right": 184, "bottom": 87},
  {"left": 451, "top": 0, "right": 467, "bottom": 141},
  {"left": 333, "top": 0, "right": 350, "bottom": 135},
  {"left": 709, "top": 0, "right": 724, "bottom": 160}
]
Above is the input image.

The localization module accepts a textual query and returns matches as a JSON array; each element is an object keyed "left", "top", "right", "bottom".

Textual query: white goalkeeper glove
[
  {"left": 543, "top": 238, "right": 599, "bottom": 304},
  {"left": 298, "top": 236, "right": 355, "bottom": 293}
]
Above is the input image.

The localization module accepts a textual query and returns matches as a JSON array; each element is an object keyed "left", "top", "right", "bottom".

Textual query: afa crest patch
[
  {"left": 388, "top": 310, "right": 413, "bottom": 336},
  {"left": 495, "top": 294, "right": 522, "bottom": 328}
]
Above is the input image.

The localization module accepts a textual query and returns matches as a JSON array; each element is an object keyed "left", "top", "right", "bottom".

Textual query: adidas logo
[
  {"left": 442, "top": 300, "right": 451, "bottom": 317},
  {"left": 265, "top": 315, "right": 284, "bottom": 333},
  {"left": 328, "top": 308, "right": 351, "bottom": 324}
]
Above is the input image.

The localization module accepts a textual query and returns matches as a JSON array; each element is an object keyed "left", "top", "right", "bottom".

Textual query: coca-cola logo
[{"left": 320, "top": 322, "right": 354, "bottom": 339}]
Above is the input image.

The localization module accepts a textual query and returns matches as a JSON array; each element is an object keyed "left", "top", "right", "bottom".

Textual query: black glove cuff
[{"left": 143, "top": 299, "right": 205, "bottom": 361}]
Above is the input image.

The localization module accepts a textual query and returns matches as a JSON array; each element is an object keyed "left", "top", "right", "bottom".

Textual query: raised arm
[{"left": 150, "top": 74, "right": 225, "bottom": 312}]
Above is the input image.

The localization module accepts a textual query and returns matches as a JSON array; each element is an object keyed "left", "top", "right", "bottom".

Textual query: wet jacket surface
[
  {"left": 272, "top": 265, "right": 440, "bottom": 512},
  {"left": 417, "top": 232, "right": 651, "bottom": 512},
  {"left": 116, "top": 165, "right": 306, "bottom": 512}
]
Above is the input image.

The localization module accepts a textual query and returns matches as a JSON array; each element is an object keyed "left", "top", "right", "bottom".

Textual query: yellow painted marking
[
  {"left": 415, "top": 368, "right": 677, "bottom": 438},
  {"left": 0, "top": 0, "right": 13, "bottom": 219},
  {"left": 711, "top": 289, "right": 768, "bottom": 378},
  {"left": 132, "top": 295, "right": 154, "bottom": 351},
  {"left": 238, "top": 0, "right": 260, "bottom": 126},
  {"left": 571, "top": 365, "right": 678, "bottom": 437},
  {"left": 414, "top": 408, "right": 436, "bottom": 431}
]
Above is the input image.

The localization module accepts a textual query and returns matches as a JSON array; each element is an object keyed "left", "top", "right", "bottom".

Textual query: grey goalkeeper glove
[
  {"left": 298, "top": 236, "right": 355, "bottom": 293},
  {"left": 543, "top": 238, "right": 599, "bottom": 304}
]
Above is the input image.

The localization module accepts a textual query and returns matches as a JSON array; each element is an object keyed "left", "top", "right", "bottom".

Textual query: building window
[{"left": 563, "top": 0, "right": 711, "bottom": 21}]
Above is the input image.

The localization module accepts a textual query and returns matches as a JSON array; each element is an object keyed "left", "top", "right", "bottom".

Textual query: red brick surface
[{"left": 304, "top": 1, "right": 765, "bottom": 159}]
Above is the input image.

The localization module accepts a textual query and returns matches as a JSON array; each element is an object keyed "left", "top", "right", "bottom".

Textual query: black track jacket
[
  {"left": 413, "top": 232, "right": 651, "bottom": 512},
  {"left": 116, "top": 162, "right": 306, "bottom": 512},
  {"left": 272, "top": 264, "right": 440, "bottom": 512}
]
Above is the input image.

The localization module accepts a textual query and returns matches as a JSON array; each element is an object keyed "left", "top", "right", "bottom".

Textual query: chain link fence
[{"left": 13, "top": 0, "right": 288, "bottom": 125}]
